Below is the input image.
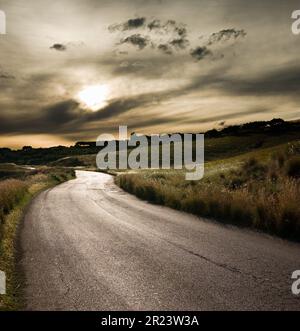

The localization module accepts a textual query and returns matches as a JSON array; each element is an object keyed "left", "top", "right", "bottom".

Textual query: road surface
[{"left": 21, "top": 171, "right": 300, "bottom": 310}]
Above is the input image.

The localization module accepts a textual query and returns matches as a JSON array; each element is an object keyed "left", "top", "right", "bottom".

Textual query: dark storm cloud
[
  {"left": 0, "top": 73, "right": 15, "bottom": 80},
  {"left": 190, "top": 47, "right": 212, "bottom": 61},
  {"left": 4, "top": 56, "right": 299, "bottom": 136},
  {"left": 158, "top": 44, "right": 173, "bottom": 55},
  {"left": 175, "top": 25, "right": 188, "bottom": 38},
  {"left": 147, "top": 19, "right": 161, "bottom": 31},
  {"left": 168, "top": 62, "right": 300, "bottom": 102},
  {"left": 170, "top": 38, "right": 189, "bottom": 50},
  {"left": 147, "top": 19, "right": 174, "bottom": 32},
  {"left": 182, "top": 108, "right": 274, "bottom": 125},
  {"left": 208, "top": 29, "right": 246, "bottom": 45},
  {"left": 120, "top": 34, "right": 150, "bottom": 49},
  {"left": 0, "top": 71, "right": 16, "bottom": 89},
  {"left": 112, "top": 61, "right": 300, "bottom": 107},
  {"left": 0, "top": 85, "right": 185, "bottom": 135},
  {"left": 147, "top": 19, "right": 185, "bottom": 35},
  {"left": 111, "top": 16, "right": 190, "bottom": 54},
  {"left": 84, "top": 96, "right": 154, "bottom": 121},
  {"left": 50, "top": 43, "right": 67, "bottom": 51},
  {"left": 147, "top": 19, "right": 190, "bottom": 51},
  {"left": 43, "top": 100, "right": 83, "bottom": 125},
  {"left": 111, "top": 19, "right": 243, "bottom": 60},
  {"left": 210, "top": 64, "right": 300, "bottom": 96},
  {"left": 0, "top": 100, "right": 84, "bottom": 135},
  {"left": 108, "top": 17, "right": 146, "bottom": 32},
  {"left": 2, "top": 61, "right": 300, "bottom": 137},
  {"left": 0, "top": 93, "right": 165, "bottom": 135}
]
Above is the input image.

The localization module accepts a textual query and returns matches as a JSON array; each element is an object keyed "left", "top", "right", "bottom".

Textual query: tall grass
[
  {"left": 0, "top": 167, "right": 75, "bottom": 228},
  {"left": 0, "top": 180, "right": 28, "bottom": 225},
  {"left": 116, "top": 142, "right": 300, "bottom": 241}
]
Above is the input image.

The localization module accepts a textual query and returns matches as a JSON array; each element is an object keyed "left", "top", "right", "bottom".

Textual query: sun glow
[{"left": 78, "top": 84, "right": 109, "bottom": 111}]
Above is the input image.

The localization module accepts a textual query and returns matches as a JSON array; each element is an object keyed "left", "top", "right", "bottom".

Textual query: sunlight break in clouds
[{"left": 77, "top": 84, "right": 110, "bottom": 111}]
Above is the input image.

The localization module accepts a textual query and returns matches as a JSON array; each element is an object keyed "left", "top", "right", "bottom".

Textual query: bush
[
  {"left": 285, "top": 156, "right": 300, "bottom": 178},
  {"left": 241, "top": 157, "right": 267, "bottom": 180},
  {"left": 0, "top": 179, "right": 28, "bottom": 224},
  {"left": 52, "top": 157, "right": 85, "bottom": 167}
]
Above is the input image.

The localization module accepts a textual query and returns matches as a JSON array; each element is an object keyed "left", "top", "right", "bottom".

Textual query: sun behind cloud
[{"left": 77, "top": 84, "right": 109, "bottom": 111}]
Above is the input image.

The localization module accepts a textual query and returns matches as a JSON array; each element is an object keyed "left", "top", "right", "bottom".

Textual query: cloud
[
  {"left": 0, "top": 73, "right": 15, "bottom": 80},
  {"left": 0, "top": 83, "right": 186, "bottom": 136},
  {"left": 147, "top": 19, "right": 190, "bottom": 51},
  {"left": 170, "top": 38, "right": 189, "bottom": 50},
  {"left": 181, "top": 63, "right": 300, "bottom": 98},
  {"left": 0, "top": 71, "right": 16, "bottom": 89},
  {"left": 2, "top": 62, "right": 300, "bottom": 138},
  {"left": 182, "top": 107, "right": 274, "bottom": 125},
  {"left": 111, "top": 17, "right": 190, "bottom": 55},
  {"left": 50, "top": 43, "right": 67, "bottom": 51},
  {"left": 109, "top": 17, "right": 146, "bottom": 32},
  {"left": 111, "top": 20, "right": 244, "bottom": 61},
  {"left": 208, "top": 29, "right": 246, "bottom": 45},
  {"left": 43, "top": 100, "right": 83, "bottom": 126},
  {"left": 175, "top": 25, "right": 188, "bottom": 38},
  {"left": 147, "top": 19, "right": 176, "bottom": 33},
  {"left": 0, "top": 99, "right": 82, "bottom": 135},
  {"left": 190, "top": 46, "right": 212, "bottom": 61},
  {"left": 120, "top": 34, "right": 150, "bottom": 49},
  {"left": 116, "top": 60, "right": 155, "bottom": 75},
  {"left": 147, "top": 19, "right": 162, "bottom": 31},
  {"left": 218, "top": 65, "right": 300, "bottom": 96},
  {"left": 0, "top": 92, "right": 166, "bottom": 135},
  {"left": 111, "top": 55, "right": 181, "bottom": 78},
  {"left": 147, "top": 19, "right": 187, "bottom": 35},
  {"left": 158, "top": 44, "right": 173, "bottom": 55}
]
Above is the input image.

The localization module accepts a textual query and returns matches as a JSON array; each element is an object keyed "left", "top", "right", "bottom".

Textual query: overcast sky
[{"left": 0, "top": 0, "right": 300, "bottom": 148}]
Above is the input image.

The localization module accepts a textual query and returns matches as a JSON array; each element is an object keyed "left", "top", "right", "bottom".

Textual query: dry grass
[
  {"left": 0, "top": 180, "right": 28, "bottom": 225},
  {"left": 116, "top": 141, "right": 300, "bottom": 241}
]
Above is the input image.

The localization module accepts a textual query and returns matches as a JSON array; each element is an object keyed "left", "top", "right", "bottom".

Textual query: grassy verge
[
  {"left": 116, "top": 141, "right": 300, "bottom": 241},
  {"left": 0, "top": 167, "right": 75, "bottom": 311}
]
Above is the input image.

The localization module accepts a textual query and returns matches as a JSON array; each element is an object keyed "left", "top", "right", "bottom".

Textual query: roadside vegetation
[
  {"left": 0, "top": 166, "right": 75, "bottom": 310},
  {"left": 116, "top": 141, "right": 300, "bottom": 242},
  {"left": 1, "top": 119, "right": 300, "bottom": 166}
]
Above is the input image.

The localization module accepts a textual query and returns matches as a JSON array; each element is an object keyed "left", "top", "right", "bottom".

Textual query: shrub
[
  {"left": 0, "top": 179, "right": 28, "bottom": 224},
  {"left": 183, "top": 197, "right": 208, "bottom": 215},
  {"left": 242, "top": 157, "right": 267, "bottom": 180},
  {"left": 285, "top": 156, "right": 300, "bottom": 178}
]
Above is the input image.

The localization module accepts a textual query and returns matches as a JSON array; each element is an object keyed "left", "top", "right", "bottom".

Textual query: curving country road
[{"left": 21, "top": 171, "right": 300, "bottom": 311}]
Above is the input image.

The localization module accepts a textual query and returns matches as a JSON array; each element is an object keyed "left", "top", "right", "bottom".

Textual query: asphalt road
[{"left": 21, "top": 171, "right": 300, "bottom": 310}]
